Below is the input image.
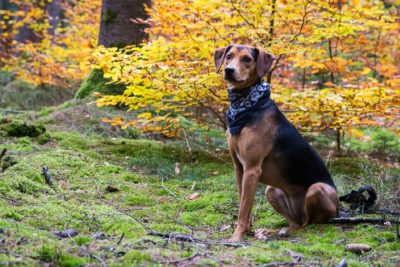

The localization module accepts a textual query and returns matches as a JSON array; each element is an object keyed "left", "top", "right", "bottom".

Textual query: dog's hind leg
[
  {"left": 303, "top": 182, "right": 339, "bottom": 226},
  {"left": 265, "top": 186, "right": 305, "bottom": 231}
]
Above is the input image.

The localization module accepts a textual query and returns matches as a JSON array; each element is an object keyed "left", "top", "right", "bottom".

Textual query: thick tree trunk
[
  {"left": 77, "top": 0, "right": 151, "bottom": 98},
  {"left": 98, "top": 0, "right": 151, "bottom": 47}
]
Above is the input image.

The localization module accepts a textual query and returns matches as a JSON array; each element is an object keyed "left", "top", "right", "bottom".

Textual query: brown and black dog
[{"left": 214, "top": 44, "right": 339, "bottom": 242}]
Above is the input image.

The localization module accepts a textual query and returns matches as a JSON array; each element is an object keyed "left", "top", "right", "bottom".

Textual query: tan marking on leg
[
  {"left": 265, "top": 186, "right": 304, "bottom": 231},
  {"left": 303, "top": 182, "right": 339, "bottom": 226}
]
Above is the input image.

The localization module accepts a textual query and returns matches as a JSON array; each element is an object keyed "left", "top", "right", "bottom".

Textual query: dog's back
[{"left": 257, "top": 101, "right": 336, "bottom": 189}]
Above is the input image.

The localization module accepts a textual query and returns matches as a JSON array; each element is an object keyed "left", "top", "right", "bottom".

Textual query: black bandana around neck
[{"left": 227, "top": 80, "right": 272, "bottom": 135}]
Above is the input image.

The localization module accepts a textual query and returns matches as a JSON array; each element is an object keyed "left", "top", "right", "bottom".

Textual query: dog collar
[{"left": 227, "top": 81, "right": 271, "bottom": 135}]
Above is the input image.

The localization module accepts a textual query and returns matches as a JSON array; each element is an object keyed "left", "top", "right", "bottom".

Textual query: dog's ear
[
  {"left": 214, "top": 45, "right": 231, "bottom": 73},
  {"left": 256, "top": 47, "right": 275, "bottom": 78}
]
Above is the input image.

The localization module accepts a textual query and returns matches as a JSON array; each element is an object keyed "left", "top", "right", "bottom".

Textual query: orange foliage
[
  {"left": 89, "top": 0, "right": 399, "bottom": 137},
  {"left": 1, "top": 0, "right": 101, "bottom": 87}
]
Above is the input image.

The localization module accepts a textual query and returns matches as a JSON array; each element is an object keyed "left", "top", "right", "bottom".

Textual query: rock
[
  {"left": 51, "top": 229, "right": 78, "bottom": 238},
  {"left": 345, "top": 243, "right": 372, "bottom": 254},
  {"left": 116, "top": 251, "right": 126, "bottom": 257},
  {"left": 92, "top": 232, "right": 107, "bottom": 240},
  {"left": 105, "top": 185, "right": 119, "bottom": 193}
]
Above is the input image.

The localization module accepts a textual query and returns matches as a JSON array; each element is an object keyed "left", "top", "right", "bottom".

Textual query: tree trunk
[
  {"left": 46, "top": 0, "right": 62, "bottom": 36},
  {"left": 98, "top": 0, "right": 151, "bottom": 47},
  {"left": 77, "top": 0, "right": 151, "bottom": 98},
  {"left": 336, "top": 129, "right": 342, "bottom": 151}
]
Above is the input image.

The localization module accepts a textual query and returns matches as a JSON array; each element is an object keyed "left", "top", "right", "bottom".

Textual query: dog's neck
[
  {"left": 226, "top": 80, "right": 272, "bottom": 135},
  {"left": 227, "top": 79, "right": 270, "bottom": 106}
]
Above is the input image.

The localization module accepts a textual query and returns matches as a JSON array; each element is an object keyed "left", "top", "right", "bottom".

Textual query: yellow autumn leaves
[{"left": 90, "top": 0, "right": 399, "bottom": 137}]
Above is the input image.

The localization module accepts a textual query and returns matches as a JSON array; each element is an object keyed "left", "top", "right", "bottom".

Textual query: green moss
[
  {"left": 75, "top": 69, "right": 125, "bottom": 99},
  {"left": 122, "top": 250, "right": 151, "bottom": 265},
  {"left": 3, "top": 122, "right": 46, "bottom": 137},
  {"left": 125, "top": 194, "right": 155, "bottom": 206},
  {"left": 1, "top": 155, "right": 18, "bottom": 171},
  {"left": 103, "top": 8, "right": 117, "bottom": 25},
  {"left": 3, "top": 210, "right": 22, "bottom": 221},
  {"left": 73, "top": 236, "right": 91, "bottom": 246},
  {"left": 36, "top": 133, "right": 51, "bottom": 144},
  {"left": 39, "top": 245, "right": 86, "bottom": 267},
  {"left": 0, "top": 122, "right": 398, "bottom": 266},
  {"left": 38, "top": 107, "right": 54, "bottom": 117}
]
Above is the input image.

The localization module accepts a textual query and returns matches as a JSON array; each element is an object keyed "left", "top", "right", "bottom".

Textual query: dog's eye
[
  {"left": 242, "top": 56, "right": 252, "bottom": 63},
  {"left": 226, "top": 54, "right": 232, "bottom": 60}
]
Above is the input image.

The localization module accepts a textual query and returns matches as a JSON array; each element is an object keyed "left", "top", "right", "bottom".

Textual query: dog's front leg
[{"left": 229, "top": 166, "right": 261, "bottom": 242}]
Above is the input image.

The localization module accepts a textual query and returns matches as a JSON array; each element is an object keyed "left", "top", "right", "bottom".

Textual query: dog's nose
[{"left": 224, "top": 67, "right": 235, "bottom": 75}]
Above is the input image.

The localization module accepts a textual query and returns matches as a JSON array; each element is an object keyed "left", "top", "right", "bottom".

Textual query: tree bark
[
  {"left": 98, "top": 0, "right": 151, "bottom": 47},
  {"left": 46, "top": 0, "right": 62, "bottom": 36}
]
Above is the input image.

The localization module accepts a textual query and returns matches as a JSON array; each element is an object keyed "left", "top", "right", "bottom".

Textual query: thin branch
[
  {"left": 160, "top": 178, "right": 178, "bottom": 198},
  {"left": 90, "top": 254, "right": 107, "bottom": 267},
  {"left": 268, "top": 0, "right": 310, "bottom": 82},
  {"left": 259, "top": 262, "right": 321, "bottom": 267},
  {"left": 148, "top": 231, "right": 244, "bottom": 248},
  {"left": 328, "top": 217, "right": 400, "bottom": 224},
  {"left": 182, "top": 129, "right": 192, "bottom": 155}
]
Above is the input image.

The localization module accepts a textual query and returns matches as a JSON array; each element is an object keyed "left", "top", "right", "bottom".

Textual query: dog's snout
[{"left": 224, "top": 67, "right": 235, "bottom": 75}]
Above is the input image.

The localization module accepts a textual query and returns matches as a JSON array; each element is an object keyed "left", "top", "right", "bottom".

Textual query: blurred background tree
[
  {"left": 0, "top": 0, "right": 399, "bottom": 150},
  {"left": 91, "top": 0, "right": 399, "bottom": 150}
]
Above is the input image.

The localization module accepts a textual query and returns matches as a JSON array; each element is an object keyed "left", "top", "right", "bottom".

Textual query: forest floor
[{"left": 0, "top": 100, "right": 399, "bottom": 266}]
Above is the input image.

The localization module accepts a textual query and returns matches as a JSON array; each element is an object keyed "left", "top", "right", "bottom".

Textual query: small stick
[
  {"left": 41, "top": 166, "right": 54, "bottom": 187},
  {"left": 0, "top": 148, "right": 7, "bottom": 163},
  {"left": 165, "top": 251, "right": 205, "bottom": 265},
  {"left": 90, "top": 254, "right": 107, "bottom": 267},
  {"left": 0, "top": 195, "right": 20, "bottom": 204},
  {"left": 182, "top": 129, "right": 192, "bottom": 155},
  {"left": 161, "top": 179, "right": 177, "bottom": 198},
  {"left": 117, "top": 233, "right": 125, "bottom": 245},
  {"left": 259, "top": 262, "right": 321, "bottom": 267},
  {"left": 328, "top": 217, "right": 400, "bottom": 224},
  {"left": 148, "top": 231, "right": 244, "bottom": 248},
  {"left": 0, "top": 108, "right": 26, "bottom": 114}
]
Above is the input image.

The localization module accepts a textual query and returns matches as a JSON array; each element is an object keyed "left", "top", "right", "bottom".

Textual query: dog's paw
[
  {"left": 227, "top": 234, "right": 243, "bottom": 243},
  {"left": 278, "top": 227, "right": 290, "bottom": 237}
]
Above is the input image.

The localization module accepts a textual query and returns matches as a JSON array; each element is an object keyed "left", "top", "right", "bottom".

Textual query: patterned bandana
[{"left": 227, "top": 80, "right": 272, "bottom": 135}]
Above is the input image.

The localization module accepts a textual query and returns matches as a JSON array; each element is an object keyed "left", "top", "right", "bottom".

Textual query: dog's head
[{"left": 214, "top": 44, "right": 275, "bottom": 89}]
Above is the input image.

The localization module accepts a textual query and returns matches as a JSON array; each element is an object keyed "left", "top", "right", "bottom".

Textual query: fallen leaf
[
  {"left": 59, "top": 181, "right": 69, "bottom": 190},
  {"left": 187, "top": 192, "right": 200, "bottom": 200}
]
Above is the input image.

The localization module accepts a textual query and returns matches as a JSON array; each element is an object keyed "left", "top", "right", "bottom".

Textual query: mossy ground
[{"left": 0, "top": 106, "right": 399, "bottom": 266}]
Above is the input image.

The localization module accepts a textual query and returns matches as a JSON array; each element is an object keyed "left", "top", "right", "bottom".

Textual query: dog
[{"left": 214, "top": 44, "right": 339, "bottom": 242}]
